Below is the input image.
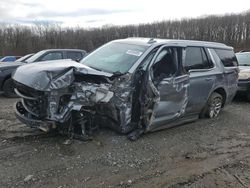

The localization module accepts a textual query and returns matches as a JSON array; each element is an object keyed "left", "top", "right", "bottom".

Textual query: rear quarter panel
[{"left": 208, "top": 48, "right": 238, "bottom": 104}]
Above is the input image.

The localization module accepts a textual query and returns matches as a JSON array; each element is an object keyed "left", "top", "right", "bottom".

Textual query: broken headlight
[
  {"left": 50, "top": 69, "right": 74, "bottom": 90},
  {"left": 74, "top": 83, "right": 114, "bottom": 104}
]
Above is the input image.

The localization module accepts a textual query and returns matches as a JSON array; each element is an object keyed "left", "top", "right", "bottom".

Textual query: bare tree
[{"left": 0, "top": 11, "right": 250, "bottom": 56}]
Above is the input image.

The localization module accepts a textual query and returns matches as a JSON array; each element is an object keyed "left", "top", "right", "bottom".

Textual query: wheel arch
[
  {"left": 213, "top": 87, "right": 227, "bottom": 108},
  {"left": 1, "top": 73, "right": 12, "bottom": 90},
  {"left": 200, "top": 87, "right": 227, "bottom": 118}
]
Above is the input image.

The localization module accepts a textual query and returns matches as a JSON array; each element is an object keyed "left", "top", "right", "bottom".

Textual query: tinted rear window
[{"left": 214, "top": 49, "right": 238, "bottom": 67}]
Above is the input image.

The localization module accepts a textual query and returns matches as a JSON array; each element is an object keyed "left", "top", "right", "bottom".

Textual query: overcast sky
[{"left": 0, "top": 0, "right": 250, "bottom": 27}]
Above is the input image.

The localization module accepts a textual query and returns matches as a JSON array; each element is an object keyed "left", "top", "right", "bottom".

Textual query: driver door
[{"left": 147, "top": 46, "right": 190, "bottom": 130}]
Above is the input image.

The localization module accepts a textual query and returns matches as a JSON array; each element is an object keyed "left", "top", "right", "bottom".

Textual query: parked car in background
[
  {"left": 12, "top": 38, "right": 238, "bottom": 141},
  {"left": 0, "top": 49, "right": 86, "bottom": 97},
  {"left": 0, "top": 56, "right": 21, "bottom": 62},
  {"left": 15, "top": 53, "right": 34, "bottom": 63},
  {"left": 236, "top": 51, "right": 250, "bottom": 101},
  {"left": 0, "top": 54, "right": 33, "bottom": 64},
  {"left": 24, "top": 49, "right": 86, "bottom": 63}
]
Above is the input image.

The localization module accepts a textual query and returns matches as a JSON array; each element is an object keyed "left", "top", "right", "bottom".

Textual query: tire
[
  {"left": 201, "top": 92, "right": 223, "bottom": 118},
  {"left": 2, "top": 78, "right": 18, "bottom": 98}
]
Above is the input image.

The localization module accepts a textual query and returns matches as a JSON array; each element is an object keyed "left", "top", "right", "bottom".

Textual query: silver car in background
[{"left": 236, "top": 52, "right": 250, "bottom": 101}]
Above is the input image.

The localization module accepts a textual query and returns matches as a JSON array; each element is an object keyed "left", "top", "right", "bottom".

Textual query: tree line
[{"left": 0, "top": 11, "right": 250, "bottom": 56}]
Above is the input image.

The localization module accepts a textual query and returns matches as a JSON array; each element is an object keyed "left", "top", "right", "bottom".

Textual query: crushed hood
[{"left": 12, "top": 59, "right": 113, "bottom": 91}]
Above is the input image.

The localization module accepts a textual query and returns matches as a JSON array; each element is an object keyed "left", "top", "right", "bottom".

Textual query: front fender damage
[
  {"left": 13, "top": 61, "right": 188, "bottom": 141},
  {"left": 13, "top": 62, "right": 146, "bottom": 140}
]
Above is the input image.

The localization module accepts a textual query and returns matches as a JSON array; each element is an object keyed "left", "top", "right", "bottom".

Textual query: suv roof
[{"left": 115, "top": 37, "right": 232, "bottom": 50}]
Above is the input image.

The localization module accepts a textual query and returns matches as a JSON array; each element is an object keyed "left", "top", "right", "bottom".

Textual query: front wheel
[{"left": 202, "top": 92, "right": 223, "bottom": 118}]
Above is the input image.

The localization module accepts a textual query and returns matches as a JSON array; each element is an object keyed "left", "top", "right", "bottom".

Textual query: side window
[
  {"left": 214, "top": 49, "right": 238, "bottom": 67},
  {"left": 40, "top": 52, "right": 63, "bottom": 61},
  {"left": 201, "top": 48, "right": 213, "bottom": 68},
  {"left": 208, "top": 49, "right": 223, "bottom": 66},
  {"left": 152, "top": 47, "right": 178, "bottom": 82},
  {"left": 67, "top": 51, "right": 83, "bottom": 61},
  {"left": 184, "top": 47, "right": 210, "bottom": 71}
]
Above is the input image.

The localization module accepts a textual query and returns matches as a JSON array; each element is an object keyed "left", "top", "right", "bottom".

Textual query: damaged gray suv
[{"left": 12, "top": 38, "right": 238, "bottom": 140}]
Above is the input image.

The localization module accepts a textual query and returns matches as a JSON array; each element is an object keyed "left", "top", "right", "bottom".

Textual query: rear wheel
[
  {"left": 202, "top": 92, "right": 223, "bottom": 118},
  {"left": 3, "top": 78, "right": 18, "bottom": 98}
]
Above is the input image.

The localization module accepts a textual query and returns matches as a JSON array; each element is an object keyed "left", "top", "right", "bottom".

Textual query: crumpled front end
[{"left": 13, "top": 62, "right": 137, "bottom": 140}]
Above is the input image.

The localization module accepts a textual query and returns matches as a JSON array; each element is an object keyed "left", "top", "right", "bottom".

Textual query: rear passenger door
[{"left": 184, "top": 47, "right": 215, "bottom": 114}]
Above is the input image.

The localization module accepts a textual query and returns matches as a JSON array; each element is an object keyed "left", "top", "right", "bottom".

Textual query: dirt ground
[{"left": 0, "top": 96, "right": 249, "bottom": 188}]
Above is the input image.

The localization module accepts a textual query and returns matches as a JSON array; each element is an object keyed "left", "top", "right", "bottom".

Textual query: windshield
[
  {"left": 236, "top": 53, "right": 250, "bottom": 66},
  {"left": 26, "top": 50, "right": 46, "bottom": 63},
  {"left": 15, "top": 54, "right": 33, "bottom": 62},
  {"left": 81, "top": 42, "right": 148, "bottom": 74}
]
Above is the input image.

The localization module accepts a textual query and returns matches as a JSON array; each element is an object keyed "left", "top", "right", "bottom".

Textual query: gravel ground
[{"left": 0, "top": 96, "right": 249, "bottom": 188}]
